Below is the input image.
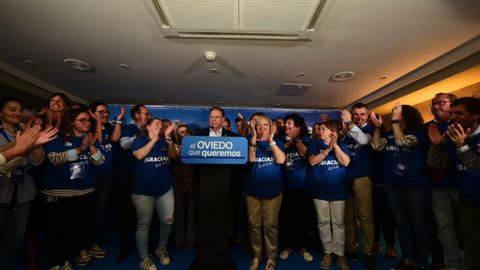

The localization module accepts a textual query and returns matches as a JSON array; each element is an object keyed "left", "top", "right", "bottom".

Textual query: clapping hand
[
  {"left": 369, "top": 112, "right": 382, "bottom": 127},
  {"left": 427, "top": 123, "right": 444, "bottom": 145},
  {"left": 164, "top": 122, "right": 176, "bottom": 138},
  {"left": 446, "top": 123, "right": 470, "bottom": 148}
]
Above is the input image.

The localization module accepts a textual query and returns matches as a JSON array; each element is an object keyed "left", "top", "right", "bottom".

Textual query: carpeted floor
[{"left": 15, "top": 232, "right": 400, "bottom": 270}]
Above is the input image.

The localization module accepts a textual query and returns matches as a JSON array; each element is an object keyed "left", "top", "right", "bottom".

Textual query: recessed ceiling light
[
  {"left": 64, "top": 58, "right": 92, "bottom": 71},
  {"left": 330, "top": 71, "right": 355, "bottom": 82},
  {"left": 218, "top": 101, "right": 225, "bottom": 104},
  {"left": 157, "top": 99, "right": 164, "bottom": 102},
  {"left": 24, "top": 60, "right": 38, "bottom": 66},
  {"left": 276, "top": 103, "right": 282, "bottom": 107},
  {"left": 296, "top": 72, "right": 306, "bottom": 77},
  {"left": 120, "top": 64, "right": 131, "bottom": 70},
  {"left": 209, "top": 68, "right": 219, "bottom": 74}
]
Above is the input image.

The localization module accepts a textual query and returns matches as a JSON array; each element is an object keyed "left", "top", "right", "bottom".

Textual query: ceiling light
[
  {"left": 297, "top": 72, "right": 306, "bottom": 77},
  {"left": 157, "top": 99, "right": 164, "bottom": 102},
  {"left": 120, "top": 64, "right": 131, "bottom": 70},
  {"left": 204, "top": 51, "right": 216, "bottom": 61},
  {"left": 64, "top": 58, "right": 92, "bottom": 71},
  {"left": 218, "top": 101, "right": 225, "bottom": 105},
  {"left": 209, "top": 68, "right": 219, "bottom": 74},
  {"left": 330, "top": 71, "right": 355, "bottom": 82},
  {"left": 24, "top": 60, "right": 37, "bottom": 66}
]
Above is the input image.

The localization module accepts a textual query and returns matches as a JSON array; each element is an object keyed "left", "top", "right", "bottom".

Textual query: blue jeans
[
  {"left": 384, "top": 185, "right": 430, "bottom": 265},
  {"left": 431, "top": 188, "right": 462, "bottom": 268},
  {"left": 132, "top": 188, "right": 174, "bottom": 259},
  {"left": 0, "top": 202, "right": 30, "bottom": 270}
]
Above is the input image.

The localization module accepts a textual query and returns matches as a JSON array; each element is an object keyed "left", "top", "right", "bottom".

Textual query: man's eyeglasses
[{"left": 431, "top": 100, "right": 451, "bottom": 107}]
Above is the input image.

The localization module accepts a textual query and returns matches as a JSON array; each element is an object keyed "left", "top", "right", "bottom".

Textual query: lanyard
[{"left": 0, "top": 128, "right": 14, "bottom": 143}]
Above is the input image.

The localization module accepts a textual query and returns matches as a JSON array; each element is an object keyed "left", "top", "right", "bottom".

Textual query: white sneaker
[
  {"left": 139, "top": 256, "right": 157, "bottom": 270},
  {"left": 300, "top": 250, "right": 314, "bottom": 262},
  {"left": 279, "top": 248, "right": 293, "bottom": 260},
  {"left": 155, "top": 248, "right": 171, "bottom": 266}
]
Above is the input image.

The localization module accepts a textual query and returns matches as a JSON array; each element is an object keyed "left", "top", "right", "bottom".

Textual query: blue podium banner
[{"left": 181, "top": 136, "right": 248, "bottom": 164}]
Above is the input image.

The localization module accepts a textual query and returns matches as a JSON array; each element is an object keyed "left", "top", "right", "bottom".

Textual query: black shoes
[
  {"left": 345, "top": 250, "right": 359, "bottom": 262},
  {"left": 363, "top": 255, "right": 377, "bottom": 270}
]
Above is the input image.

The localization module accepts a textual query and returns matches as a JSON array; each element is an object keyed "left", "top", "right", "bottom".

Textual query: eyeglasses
[
  {"left": 75, "top": 118, "right": 90, "bottom": 123},
  {"left": 431, "top": 100, "right": 451, "bottom": 107},
  {"left": 95, "top": 110, "right": 110, "bottom": 115}
]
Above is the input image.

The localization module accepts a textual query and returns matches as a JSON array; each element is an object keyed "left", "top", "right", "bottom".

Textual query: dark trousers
[
  {"left": 373, "top": 185, "right": 396, "bottom": 247},
  {"left": 117, "top": 173, "right": 135, "bottom": 255},
  {"left": 0, "top": 202, "right": 31, "bottom": 270},
  {"left": 459, "top": 204, "right": 480, "bottom": 270},
  {"left": 43, "top": 194, "right": 91, "bottom": 268},
  {"left": 280, "top": 188, "right": 311, "bottom": 249},
  {"left": 77, "top": 170, "right": 114, "bottom": 250},
  {"left": 172, "top": 191, "right": 196, "bottom": 245},
  {"left": 384, "top": 186, "right": 430, "bottom": 265}
]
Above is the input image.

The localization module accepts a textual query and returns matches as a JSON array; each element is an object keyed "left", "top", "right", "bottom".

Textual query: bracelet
[
  {"left": 269, "top": 141, "right": 276, "bottom": 147},
  {"left": 249, "top": 142, "right": 257, "bottom": 147},
  {"left": 165, "top": 136, "right": 172, "bottom": 142},
  {"left": 114, "top": 120, "right": 122, "bottom": 125},
  {"left": 391, "top": 119, "right": 400, "bottom": 124}
]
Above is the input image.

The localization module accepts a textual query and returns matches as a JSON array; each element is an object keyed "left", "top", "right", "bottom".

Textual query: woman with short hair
[{"left": 246, "top": 115, "right": 286, "bottom": 270}]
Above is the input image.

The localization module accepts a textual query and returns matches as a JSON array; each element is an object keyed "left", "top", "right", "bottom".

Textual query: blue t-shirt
[
  {"left": 306, "top": 139, "right": 350, "bottom": 201},
  {"left": 245, "top": 139, "right": 285, "bottom": 198},
  {"left": 40, "top": 136, "right": 93, "bottom": 191},
  {"left": 119, "top": 124, "right": 141, "bottom": 176},
  {"left": 131, "top": 137, "right": 173, "bottom": 196},
  {"left": 424, "top": 121, "right": 459, "bottom": 189},
  {"left": 94, "top": 125, "right": 114, "bottom": 171},
  {"left": 382, "top": 129, "right": 428, "bottom": 187},
  {"left": 454, "top": 134, "right": 480, "bottom": 207},
  {"left": 283, "top": 137, "right": 309, "bottom": 189},
  {"left": 344, "top": 124, "right": 374, "bottom": 179}
]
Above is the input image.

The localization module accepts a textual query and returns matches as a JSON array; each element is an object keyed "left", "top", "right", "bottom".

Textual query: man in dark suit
[
  {"left": 191, "top": 106, "right": 238, "bottom": 270},
  {"left": 196, "top": 106, "right": 237, "bottom": 137}
]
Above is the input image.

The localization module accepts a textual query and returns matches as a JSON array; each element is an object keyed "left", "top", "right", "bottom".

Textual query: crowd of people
[{"left": 0, "top": 92, "right": 479, "bottom": 270}]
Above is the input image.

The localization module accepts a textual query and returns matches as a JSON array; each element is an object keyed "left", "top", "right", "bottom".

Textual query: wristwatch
[{"left": 391, "top": 119, "right": 400, "bottom": 124}]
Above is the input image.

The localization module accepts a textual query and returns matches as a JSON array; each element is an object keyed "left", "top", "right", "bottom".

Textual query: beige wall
[{"left": 414, "top": 82, "right": 480, "bottom": 123}]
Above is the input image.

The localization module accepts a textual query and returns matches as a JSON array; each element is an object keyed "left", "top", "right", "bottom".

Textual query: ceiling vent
[
  {"left": 148, "top": 0, "right": 330, "bottom": 41},
  {"left": 276, "top": 83, "right": 312, "bottom": 96}
]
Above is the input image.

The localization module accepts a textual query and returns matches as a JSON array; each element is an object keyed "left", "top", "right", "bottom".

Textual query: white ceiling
[{"left": 0, "top": 0, "right": 479, "bottom": 109}]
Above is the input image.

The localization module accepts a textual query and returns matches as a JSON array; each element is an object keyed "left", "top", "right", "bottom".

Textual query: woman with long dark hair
[
  {"left": 171, "top": 124, "right": 196, "bottom": 249},
  {"left": 40, "top": 108, "right": 104, "bottom": 270},
  {"left": 371, "top": 102, "right": 429, "bottom": 270}
]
